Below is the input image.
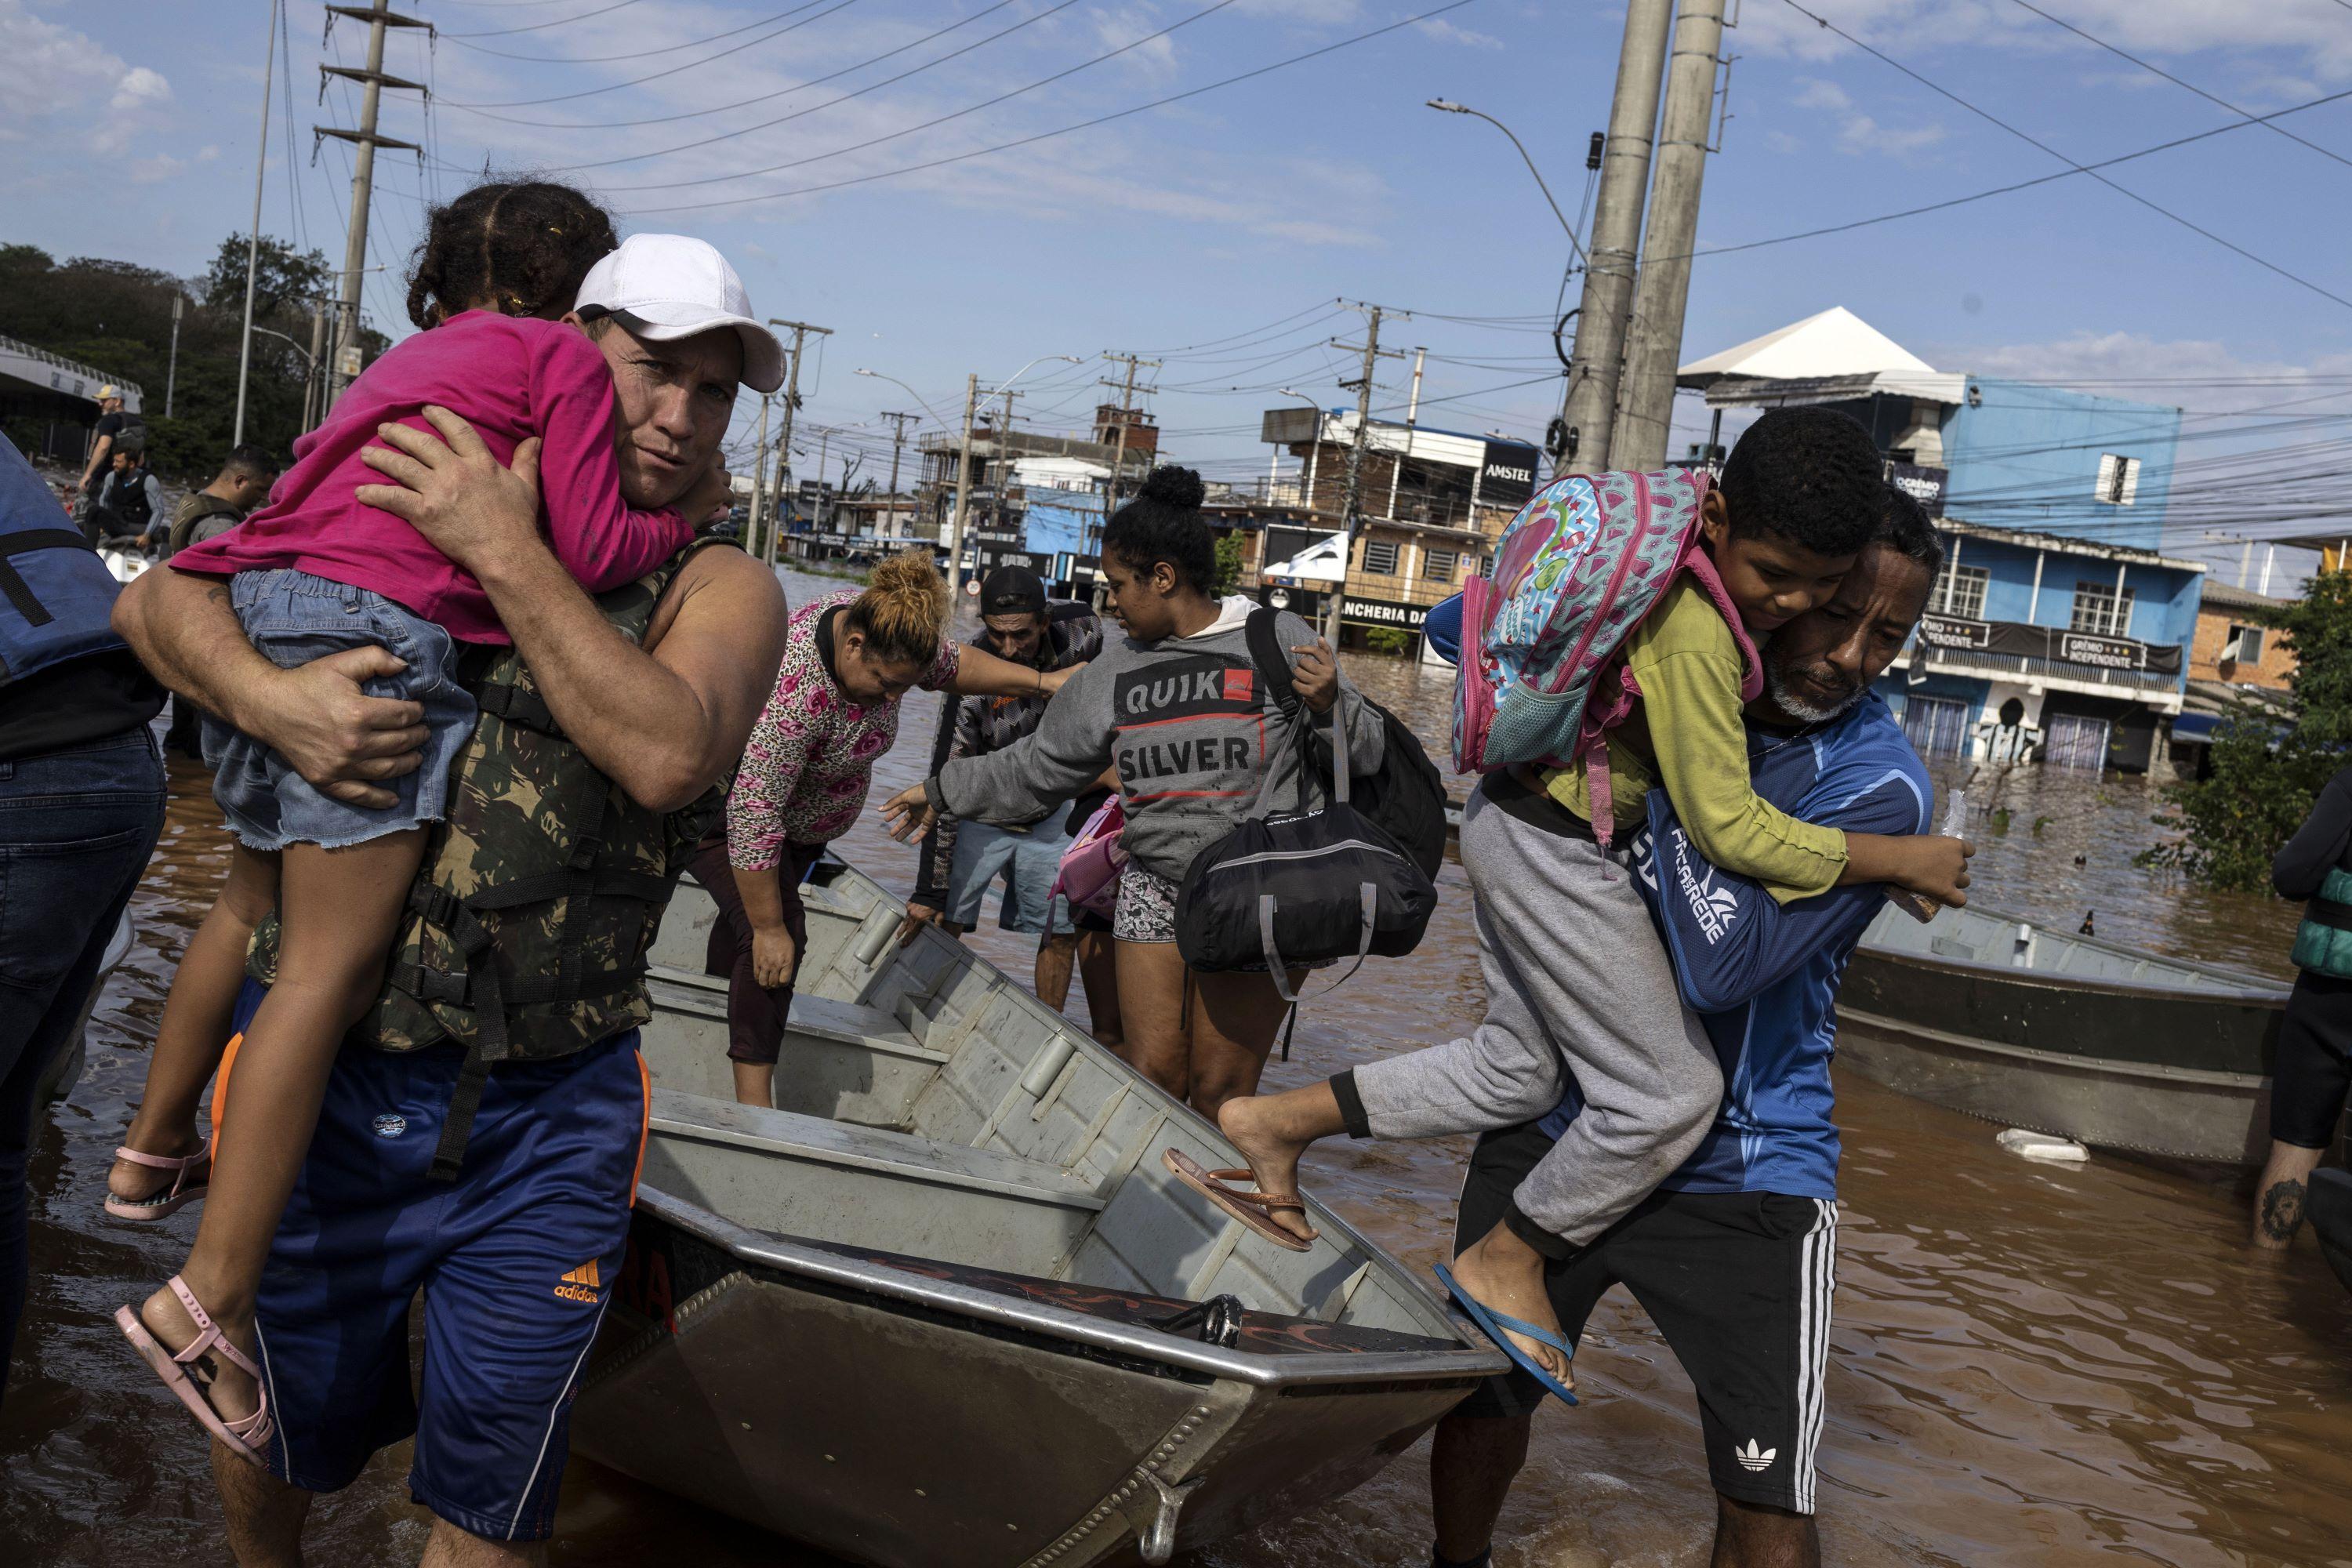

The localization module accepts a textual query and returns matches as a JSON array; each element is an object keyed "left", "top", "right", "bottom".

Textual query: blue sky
[{"left": 7, "top": 0, "right": 2350, "bottom": 586}]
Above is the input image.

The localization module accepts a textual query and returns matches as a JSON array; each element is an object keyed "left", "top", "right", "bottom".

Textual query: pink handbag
[{"left": 1051, "top": 795, "right": 1127, "bottom": 919}]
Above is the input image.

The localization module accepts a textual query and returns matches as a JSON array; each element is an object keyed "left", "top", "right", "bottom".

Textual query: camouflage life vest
[{"left": 251, "top": 536, "right": 733, "bottom": 1178}]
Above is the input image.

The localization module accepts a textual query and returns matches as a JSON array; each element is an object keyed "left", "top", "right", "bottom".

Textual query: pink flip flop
[
  {"left": 103, "top": 1143, "right": 211, "bottom": 1221},
  {"left": 1163, "top": 1148, "right": 1320, "bottom": 1253},
  {"left": 115, "top": 1275, "right": 274, "bottom": 1467}
]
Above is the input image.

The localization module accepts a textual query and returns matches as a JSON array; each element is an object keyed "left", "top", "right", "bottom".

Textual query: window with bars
[
  {"left": 1422, "top": 549, "right": 1460, "bottom": 583},
  {"left": 1933, "top": 563, "right": 1989, "bottom": 620},
  {"left": 2070, "top": 580, "right": 2135, "bottom": 637},
  {"left": 2094, "top": 453, "right": 2142, "bottom": 506},
  {"left": 1361, "top": 540, "right": 1399, "bottom": 575}
]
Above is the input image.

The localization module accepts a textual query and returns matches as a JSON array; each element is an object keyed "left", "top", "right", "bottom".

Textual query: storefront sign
[
  {"left": 1918, "top": 612, "right": 1992, "bottom": 651},
  {"left": 1341, "top": 594, "right": 1429, "bottom": 631},
  {"left": 1477, "top": 441, "right": 1542, "bottom": 508},
  {"left": 2057, "top": 631, "right": 2144, "bottom": 670}
]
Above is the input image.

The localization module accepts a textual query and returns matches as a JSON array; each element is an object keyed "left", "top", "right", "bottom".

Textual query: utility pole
[
  {"left": 1330, "top": 300, "right": 1409, "bottom": 644},
  {"left": 165, "top": 293, "right": 183, "bottom": 419},
  {"left": 749, "top": 394, "right": 772, "bottom": 556},
  {"left": 298, "top": 294, "right": 330, "bottom": 431},
  {"left": 946, "top": 374, "right": 980, "bottom": 606},
  {"left": 993, "top": 388, "right": 1024, "bottom": 550},
  {"left": 878, "top": 411, "right": 918, "bottom": 539},
  {"left": 1613, "top": 0, "right": 1731, "bottom": 470},
  {"left": 232, "top": 0, "right": 278, "bottom": 446},
  {"left": 814, "top": 427, "right": 830, "bottom": 534},
  {"left": 1559, "top": 0, "right": 1674, "bottom": 474},
  {"left": 764, "top": 318, "right": 833, "bottom": 567},
  {"left": 318, "top": 1, "right": 428, "bottom": 408},
  {"left": 1099, "top": 352, "right": 1161, "bottom": 523},
  {"left": 1386, "top": 347, "right": 1426, "bottom": 520}
]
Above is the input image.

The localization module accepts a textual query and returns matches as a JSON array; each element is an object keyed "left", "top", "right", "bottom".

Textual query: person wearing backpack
[
  {"left": 1192, "top": 409, "right": 1973, "bottom": 1395},
  {"left": 877, "top": 465, "right": 1389, "bottom": 1120}
]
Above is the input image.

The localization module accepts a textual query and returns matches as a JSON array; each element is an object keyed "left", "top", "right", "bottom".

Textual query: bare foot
[
  {"left": 108, "top": 1134, "right": 206, "bottom": 1207},
  {"left": 140, "top": 1282, "right": 260, "bottom": 1426},
  {"left": 1450, "top": 1223, "right": 1573, "bottom": 1390},
  {"left": 1217, "top": 1095, "right": 1319, "bottom": 1245}
]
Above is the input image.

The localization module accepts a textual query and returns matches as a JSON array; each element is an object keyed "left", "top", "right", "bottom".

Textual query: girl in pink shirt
[{"left": 111, "top": 183, "right": 724, "bottom": 1461}]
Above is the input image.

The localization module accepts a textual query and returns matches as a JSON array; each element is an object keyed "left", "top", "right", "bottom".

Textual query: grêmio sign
[
  {"left": 1341, "top": 594, "right": 1429, "bottom": 631},
  {"left": 1918, "top": 612, "right": 1991, "bottom": 651},
  {"left": 2057, "top": 630, "right": 2145, "bottom": 670}
]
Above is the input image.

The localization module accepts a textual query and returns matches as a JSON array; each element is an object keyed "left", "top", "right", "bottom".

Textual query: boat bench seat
[
  {"left": 643, "top": 979, "right": 949, "bottom": 1127},
  {"left": 641, "top": 1089, "right": 1105, "bottom": 1272}
]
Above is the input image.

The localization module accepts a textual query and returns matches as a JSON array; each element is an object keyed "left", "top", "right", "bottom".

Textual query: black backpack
[
  {"left": 1243, "top": 610, "right": 1450, "bottom": 879},
  {"left": 1174, "top": 617, "right": 1441, "bottom": 1052}
]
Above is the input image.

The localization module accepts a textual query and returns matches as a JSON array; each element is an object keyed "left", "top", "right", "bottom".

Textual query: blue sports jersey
[{"left": 1538, "top": 691, "right": 1931, "bottom": 1201}]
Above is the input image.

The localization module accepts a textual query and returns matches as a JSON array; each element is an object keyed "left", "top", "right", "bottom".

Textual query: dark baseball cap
[{"left": 980, "top": 565, "right": 1047, "bottom": 617}]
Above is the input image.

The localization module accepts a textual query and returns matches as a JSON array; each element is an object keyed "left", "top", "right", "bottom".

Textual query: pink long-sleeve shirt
[{"left": 172, "top": 310, "right": 691, "bottom": 644}]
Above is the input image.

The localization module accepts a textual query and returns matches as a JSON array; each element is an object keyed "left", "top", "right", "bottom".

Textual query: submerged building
[{"left": 1678, "top": 308, "right": 2202, "bottom": 771}]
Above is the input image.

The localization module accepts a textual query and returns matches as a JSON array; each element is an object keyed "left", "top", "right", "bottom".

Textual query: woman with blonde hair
[{"left": 699, "top": 549, "right": 1077, "bottom": 1105}]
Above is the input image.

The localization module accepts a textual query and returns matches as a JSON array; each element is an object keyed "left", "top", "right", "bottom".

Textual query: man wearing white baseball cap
[{"left": 112, "top": 223, "right": 791, "bottom": 1566}]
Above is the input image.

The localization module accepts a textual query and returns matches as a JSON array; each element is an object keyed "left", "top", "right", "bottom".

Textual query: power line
[
  {"left": 2000, "top": 0, "right": 2352, "bottom": 174},
  {"left": 596, "top": 0, "right": 1247, "bottom": 194},
  {"left": 1773, "top": 0, "right": 2352, "bottom": 312},
  {"left": 615, "top": 0, "right": 1486, "bottom": 214},
  {"left": 447, "top": 0, "right": 1025, "bottom": 129},
  {"left": 527, "top": 0, "right": 1091, "bottom": 172},
  {"left": 1681, "top": 85, "right": 2352, "bottom": 263},
  {"left": 441, "top": 0, "right": 833, "bottom": 67},
  {"left": 441, "top": 0, "right": 643, "bottom": 38}
]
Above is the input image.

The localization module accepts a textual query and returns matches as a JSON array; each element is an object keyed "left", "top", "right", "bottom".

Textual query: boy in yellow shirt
[{"left": 1171, "top": 409, "right": 1971, "bottom": 1396}]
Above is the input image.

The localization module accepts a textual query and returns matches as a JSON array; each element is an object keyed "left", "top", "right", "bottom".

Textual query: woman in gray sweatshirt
[{"left": 881, "top": 466, "right": 1385, "bottom": 1118}]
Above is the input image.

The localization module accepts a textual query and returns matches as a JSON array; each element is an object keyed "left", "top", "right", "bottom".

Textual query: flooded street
[{"left": 6, "top": 572, "right": 2349, "bottom": 1566}]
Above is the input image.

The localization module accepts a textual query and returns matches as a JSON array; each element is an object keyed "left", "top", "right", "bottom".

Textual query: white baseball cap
[{"left": 573, "top": 234, "right": 786, "bottom": 393}]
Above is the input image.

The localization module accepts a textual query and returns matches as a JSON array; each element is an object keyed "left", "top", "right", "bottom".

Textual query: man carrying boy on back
[
  {"left": 1189, "top": 408, "right": 1970, "bottom": 1387},
  {"left": 1425, "top": 491, "right": 1944, "bottom": 1568}
]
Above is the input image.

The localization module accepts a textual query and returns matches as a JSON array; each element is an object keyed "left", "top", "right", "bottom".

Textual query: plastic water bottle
[{"left": 1889, "top": 787, "right": 1969, "bottom": 924}]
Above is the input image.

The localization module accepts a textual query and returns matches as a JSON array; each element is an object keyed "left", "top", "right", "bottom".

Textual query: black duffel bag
[{"left": 1174, "top": 630, "right": 1439, "bottom": 1049}]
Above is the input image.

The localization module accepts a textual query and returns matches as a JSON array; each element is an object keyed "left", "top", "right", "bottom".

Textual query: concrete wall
[{"left": 1942, "top": 382, "right": 2181, "bottom": 547}]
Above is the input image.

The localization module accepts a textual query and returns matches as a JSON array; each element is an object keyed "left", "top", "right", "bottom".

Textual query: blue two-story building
[{"left": 1677, "top": 308, "right": 2204, "bottom": 771}]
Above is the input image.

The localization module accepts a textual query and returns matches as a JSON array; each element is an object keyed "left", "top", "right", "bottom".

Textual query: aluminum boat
[
  {"left": 568, "top": 856, "right": 1505, "bottom": 1566},
  {"left": 1835, "top": 901, "right": 2292, "bottom": 1165}
]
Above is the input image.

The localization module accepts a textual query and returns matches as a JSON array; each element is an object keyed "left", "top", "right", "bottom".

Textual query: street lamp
[{"left": 1426, "top": 99, "right": 1587, "bottom": 265}]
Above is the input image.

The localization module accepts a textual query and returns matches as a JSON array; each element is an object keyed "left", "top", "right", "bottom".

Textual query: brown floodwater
[{"left": 6, "top": 573, "right": 2347, "bottom": 1566}]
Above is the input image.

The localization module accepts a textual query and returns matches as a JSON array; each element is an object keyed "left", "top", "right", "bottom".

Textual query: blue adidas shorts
[{"left": 225, "top": 982, "right": 650, "bottom": 1543}]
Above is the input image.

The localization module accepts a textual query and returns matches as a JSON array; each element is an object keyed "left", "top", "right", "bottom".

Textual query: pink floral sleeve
[
  {"left": 727, "top": 669, "right": 811, "bottom": 872},
  {"left": 918, "top": 635, "right": 962, "bottom": 693}
]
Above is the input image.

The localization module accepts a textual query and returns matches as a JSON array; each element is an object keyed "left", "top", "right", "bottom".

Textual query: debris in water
[{"left": 1997, "top": 1128, "right": 2089, "bottom": 1163}]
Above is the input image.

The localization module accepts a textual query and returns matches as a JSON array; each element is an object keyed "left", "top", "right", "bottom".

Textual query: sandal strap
[
  {"left": 165, "top": 1276, "right": 263, "bottom": 1381},
  {"left": 114, "top": 1143, "right": 208, "bottom": 1172}
]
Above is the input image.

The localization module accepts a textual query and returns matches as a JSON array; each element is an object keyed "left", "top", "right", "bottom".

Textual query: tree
[
  {"left": 2143, "top": 570, "right": 2352, "bottom": 891},
  {"left": 1213, "top": 530, "right": 1244, "bottom": 596},
  {"left": 200, "top": 234, "right": 332, "bottom": 322}
]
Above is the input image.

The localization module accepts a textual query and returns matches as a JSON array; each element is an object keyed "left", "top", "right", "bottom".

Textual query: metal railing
[{"left": 0, "top": 334, "right": 145, "bottom": 401}]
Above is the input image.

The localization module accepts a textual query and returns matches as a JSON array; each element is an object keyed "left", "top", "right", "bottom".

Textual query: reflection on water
[{"left": 5, "top": 573, "right": 2347, "bottom": 1566}]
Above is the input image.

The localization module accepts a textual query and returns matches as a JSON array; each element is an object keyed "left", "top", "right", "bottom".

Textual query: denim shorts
[
  {"left": 201, "top": 568, "right": 477, "bottom": 851},
  {"left": 945, "top": 818, "right": 1076, "bottom": 936}
]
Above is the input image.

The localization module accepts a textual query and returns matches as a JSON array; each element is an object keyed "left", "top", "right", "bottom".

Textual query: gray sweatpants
[{"left": 1342, "top": 780, "right": 1721, "bottom": 1252}]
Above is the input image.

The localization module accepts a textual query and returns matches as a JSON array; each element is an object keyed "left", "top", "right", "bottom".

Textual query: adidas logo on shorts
[
  {"left": 1734, "top": 1439, "right": 1777, "bottom": 1473},
  {"left": 554, "top": 1259, "right": 604, "bottom": 1303}
]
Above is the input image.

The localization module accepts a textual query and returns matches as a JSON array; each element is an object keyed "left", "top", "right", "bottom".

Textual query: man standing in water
[
  {"left": 111, "top": 234, "right": 789, "bottom": 1567},
  {"left": 1428, "top": 492, "right": 1940, "bottom": 1568}
]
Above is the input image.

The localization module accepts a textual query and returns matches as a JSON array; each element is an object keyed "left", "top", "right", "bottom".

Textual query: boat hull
[
  {"left": 1835, "top": 943, "right": 2285, "bottom": 1166},
  {"left": 575, "top": 1195, "right": 1483, "bottom": 1568}
]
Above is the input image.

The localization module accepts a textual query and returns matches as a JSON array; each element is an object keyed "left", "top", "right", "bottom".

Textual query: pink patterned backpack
[{"left": 1452, "top": 468, "right": 1761, "bottom": 845}]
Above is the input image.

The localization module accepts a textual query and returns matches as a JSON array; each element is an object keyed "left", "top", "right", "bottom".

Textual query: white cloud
[
  {"left": 111, "top": 66, "right": 171, "bottom": 112},
  {"left": 1091, "top": 4, "right": 1179, "bottom": 77},
  {"left": 1793, "top": 78, "right": 1853, "bottom": 111},
  {"left": 1415, "top": 18, "right": 1504, "bottom": 49}
]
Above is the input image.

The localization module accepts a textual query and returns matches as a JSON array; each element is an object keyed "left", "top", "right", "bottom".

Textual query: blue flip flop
[{"left": 1435, "top": 1263, "right": 1579, "bottom": 1408}]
